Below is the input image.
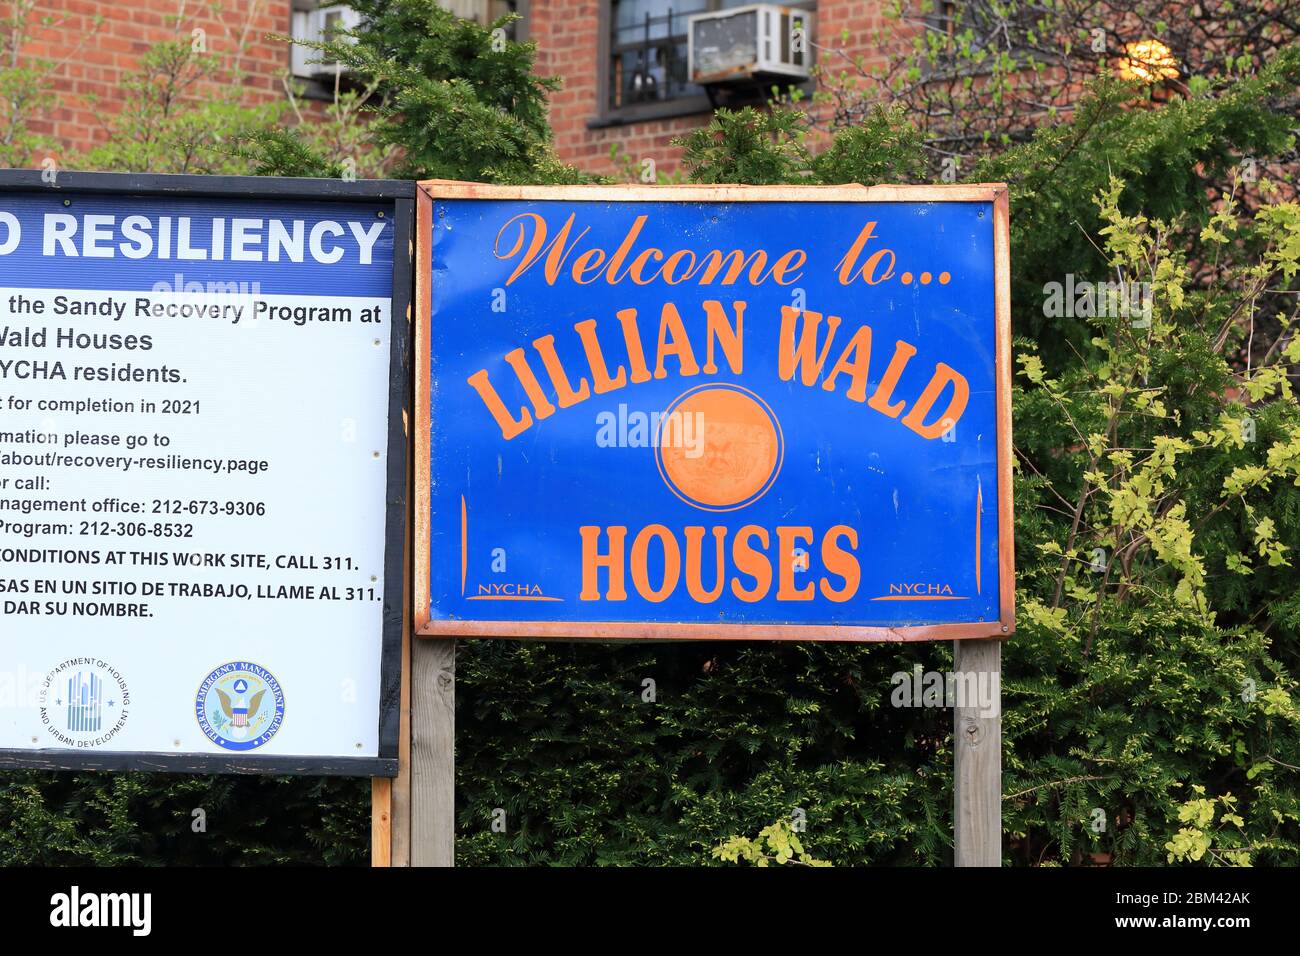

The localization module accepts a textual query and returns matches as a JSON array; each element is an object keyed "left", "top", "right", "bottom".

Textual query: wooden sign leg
[
  {"left": 953, "top": 637, "right": 1002, "bottom": 867},
  {"left": 374, "top": 470, "right": 414, "bottom": 866},
  {"left": 411, "top": 639, "right": 456, "bottom": 866},
  {"left": 371, "top": 778, "right": 393, "bottom": 866}
]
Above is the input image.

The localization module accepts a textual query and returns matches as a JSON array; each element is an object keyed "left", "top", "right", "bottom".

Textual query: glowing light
[{"left": 1118, "top": 39, "right": 1179, "bottom": 82}]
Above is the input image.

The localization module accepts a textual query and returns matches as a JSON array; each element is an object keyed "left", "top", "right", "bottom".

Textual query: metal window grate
[{"left": 610, "top": 3, "right": 710, "bottom": 108}]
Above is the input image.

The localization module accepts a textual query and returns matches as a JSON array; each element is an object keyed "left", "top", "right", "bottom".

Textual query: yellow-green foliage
[{"left": 714, "top": 819, "right": 832, "bottom": 867}]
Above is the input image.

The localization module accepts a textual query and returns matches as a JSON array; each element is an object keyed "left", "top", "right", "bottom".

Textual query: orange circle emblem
[{"left": 654, "top": 384, "right": 783, "bottom": 512}]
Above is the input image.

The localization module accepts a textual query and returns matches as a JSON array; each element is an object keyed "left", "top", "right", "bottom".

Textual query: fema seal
[
  {"left": 37, "top": 658, "right": 130, "bottom": 748},
  {"left": 195, "top": 662, "right": 285, "bottom": 751}
]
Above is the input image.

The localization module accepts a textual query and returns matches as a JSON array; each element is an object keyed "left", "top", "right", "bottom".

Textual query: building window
[
  {"left": 601, "top": 1, "right": 811, "bottom": 124},
  {"left": 290, "top": 2, "right": 362, "bottom": 93},
  {"left": 289, "top": 1, "right": 529, "bottom": 97},
  {"left": 441, "top": 1, "right": 529, "bottom": 40},
  {"left": 922, "top": 1, "right": 1023, "bottom": 73},
  {"left": 610, "top": 1, "right": 705, "bottom": 111},
  {"left": 928, "top": 0, "right": 959, "bottom": 37}
]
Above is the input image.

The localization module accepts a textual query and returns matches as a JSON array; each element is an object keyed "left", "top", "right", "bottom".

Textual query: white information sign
[{"left": 0, "top": 176, "right": 408, "bottom": 774}]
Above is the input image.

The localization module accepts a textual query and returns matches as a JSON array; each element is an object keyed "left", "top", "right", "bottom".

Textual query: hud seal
[
  {"left": 195, "top": 662, "right": 285, "bottom": 751},
  {"left": 37, "top": 658, "right": 130, "bottom": 748}
]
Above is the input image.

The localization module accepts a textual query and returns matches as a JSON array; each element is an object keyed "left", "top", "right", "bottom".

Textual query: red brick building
[
  {"left": 527, "top": 0, "right": 864, "bottom": 174},
  {"left": 22, "top": 1, "right": 885, "bottom": 175}
]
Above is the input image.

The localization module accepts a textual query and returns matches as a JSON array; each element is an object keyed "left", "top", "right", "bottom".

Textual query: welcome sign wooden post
[{"left": 386, "top": 182, "right": 1013, "bottom": 867}]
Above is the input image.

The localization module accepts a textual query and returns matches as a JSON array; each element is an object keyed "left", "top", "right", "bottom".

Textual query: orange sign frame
[{"left": 412, "top": 181, "right": 1014, "bottom": 643}]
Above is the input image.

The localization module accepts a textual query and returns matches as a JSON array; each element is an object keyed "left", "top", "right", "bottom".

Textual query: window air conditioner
[
  {"left": 687, "top": 4, "right": 814, "bottom": 86},
  {"left": 291, "top": 4, "right": 362, "bottom": 81}
]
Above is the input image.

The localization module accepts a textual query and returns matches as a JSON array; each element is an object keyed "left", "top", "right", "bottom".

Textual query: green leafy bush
[
  {"left": 246, "top": 0, "right": 583, "bottom": 183},
  {"left": 0, "top": 772, "right": 369, "bottom": 866},
  {"left": 78, "top": 30, "right": 283, "bottom": 175}
]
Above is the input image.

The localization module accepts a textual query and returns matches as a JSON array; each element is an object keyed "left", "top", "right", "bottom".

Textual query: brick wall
[
  {"left": 18, "top": 0, "right": 888, "bottom": 175},
  {"left": 528, "top": 0, "right": 895, "bottom": 178},
  {"left": 529, "top": 0, "right": 712, "bottom": 179},
  {"left": 19, "top": 0, "right": 297, "bottom": 165}
]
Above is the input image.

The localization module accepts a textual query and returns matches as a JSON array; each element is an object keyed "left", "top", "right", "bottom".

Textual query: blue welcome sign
[{"left": 415, "top": 183, "right": 1013, "bottom": 642}]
